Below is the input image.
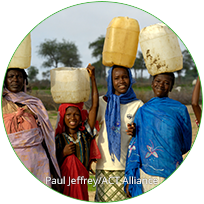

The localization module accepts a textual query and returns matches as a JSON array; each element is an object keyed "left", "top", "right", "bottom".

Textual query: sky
[
  {"left": 28, "top": 2, "right": 186, "bottom": 79},
  {"left": 0, "top": 1, "right": 203, "bottom": 204}
]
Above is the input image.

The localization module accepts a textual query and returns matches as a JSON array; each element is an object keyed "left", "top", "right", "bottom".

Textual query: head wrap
[
  {"left": 105, "top": 66, "right": 138, "bottom": 161},
  {"left": 55, "top": 103, "right": 88, "bottom": 136}
]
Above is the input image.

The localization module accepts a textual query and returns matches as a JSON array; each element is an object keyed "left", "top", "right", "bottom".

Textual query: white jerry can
[{"left": 139, "top": 23, "right": 183, "bottom": 76}]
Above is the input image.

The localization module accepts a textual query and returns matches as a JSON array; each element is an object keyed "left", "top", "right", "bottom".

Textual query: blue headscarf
[{"left": 105, "top": 66, "right": 138, "bottom": 162}]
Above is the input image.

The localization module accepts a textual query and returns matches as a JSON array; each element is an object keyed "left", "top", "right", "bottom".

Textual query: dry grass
[{"left": 29, "top": 84, "right": 200, "bottom": 111}]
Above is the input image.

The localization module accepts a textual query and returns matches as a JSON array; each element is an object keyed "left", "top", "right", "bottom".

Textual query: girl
[
  {"left": 55, "top": 64, "right": 101, "bottom": 200},
  {"left": 95, "top": 65, "right": 143, "bottom": 202},
  {"left": 125, "top": 72, "right": 192, "bottom": 197}
]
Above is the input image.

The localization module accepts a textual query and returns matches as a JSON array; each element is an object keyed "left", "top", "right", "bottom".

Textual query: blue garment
[
  {"left": 105, "top": 67, "right": 138, "bottom": 161},
  {"left": 124, "top": 97, "right": 192, "bottom": 197}
]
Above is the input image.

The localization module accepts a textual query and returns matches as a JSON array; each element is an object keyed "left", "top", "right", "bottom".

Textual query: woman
[
  {"left": 125, "top": 72, "right": 192, "bottom": 197},
  {"left": 95, "top": 65, "right": 143, "bottom": 202},
  {"left": 2, "top": 68, "right": 61, "bottom": 188}
]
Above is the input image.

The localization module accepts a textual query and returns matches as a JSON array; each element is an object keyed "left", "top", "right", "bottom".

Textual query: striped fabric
[{"left": 56, "top": 121, "right": 96, "bottom": 170}]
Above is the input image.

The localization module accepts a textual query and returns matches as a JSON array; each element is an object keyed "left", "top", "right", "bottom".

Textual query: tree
[
  {"left": 92, "top": 61, "right": 103, "bottom": 79},
  {"left": 89, "top": 36, "right": 106, "bottom": 81},
  {"left": 176, "top": 49, "right": 195, "bottom": 83},
  {"left": 27, "top": 66, "right": 39, "bottom": 82},
  {"left": 183, "top": 49, "right": 198, "bottom": 80},
  {"left": 185, "top": 66, "right": 198, "bottom": 80},
  {"left": 182, "top": 49, "right": 195, "bottom": 71},
  {"left": 59, "top": 39, "right": 82, "bottom": 67},
  {"left": 37, "top": 39, "right": 82, "bottom": 69},
  {"left": 133, "top": 51, "right": 146, "bottom": 81},
  {"left": 42, "top": 71, "right": 50, "bottom": 79}
]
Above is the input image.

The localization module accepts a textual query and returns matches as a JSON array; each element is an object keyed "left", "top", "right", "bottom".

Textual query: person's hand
[
  {"left": 126, "top": 123, "right": 136, "bottom": 136},
  {"left": 89, "top": 159, "right": 97, "bottom": 175},
  {"left": 63, "top": 143, "right": 75, "bottom": 157},
  {"left": 126, "top": 184, "right": 132, "bottom": 198},
  {"left": 86, "top": 63, "right": 95, "bottom": 79}
]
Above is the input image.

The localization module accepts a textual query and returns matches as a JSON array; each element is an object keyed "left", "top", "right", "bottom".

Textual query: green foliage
[
  {"left": 92, "top": 61, "right": 105, "bottom": 80},
  {"left": 59, "top": 39, "right": 82, "bottom": 67},
  {"left": 42, "top": 70, "right": 50, "bottom": 79},
  {"left": 89, "top": 36, "right": 106, "bottom": 82},
  {"left": 133, "top": 51, "right": 146, "bottom": 71},
  {"left": 132, "top": 51, "right": 147, "bottom": 81},
  {"left": 185, "top": 66, "right": 198, "bottom": 79},
  {"left": 49, "top": 112, "right": 58, "bottom": 117},
  {"left": 182, "top": 49, "right": 196, "bottom": 71},
  {"left": 176, "top": 49, "right": 196, "bottom": 83},
  {"left": 27, "top": 66, "right": 39, "bottom": 82},
  {"left": 132, "top": 84, "right": 152, "bottom": 91},
  {"left": 89, "top": 36, "right": 105, "bottom": 59},
  {"left": 37, "top": 39, "right": 82, "bottom": 70},
  {"left": 38, "top": 39, "right": 61, "bottom": 68},
  {"left": 30, "top": 79, "right": 50, "bottom": 90},
  {"left": 32, "top": 86, "right": 39, "bottom": 90}
]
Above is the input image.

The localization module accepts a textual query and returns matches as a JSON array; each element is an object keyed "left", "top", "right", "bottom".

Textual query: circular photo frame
[{"left": 1, "top": 1, "right": 203, "bottom": 204}]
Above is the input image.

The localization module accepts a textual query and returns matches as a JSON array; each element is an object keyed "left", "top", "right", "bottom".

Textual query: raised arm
[
  {"left": 86, "top": 64, "right": 99, "bottom": 130},
  {"left": 192, "top": 76, "right": 202, "bottom": 124}
]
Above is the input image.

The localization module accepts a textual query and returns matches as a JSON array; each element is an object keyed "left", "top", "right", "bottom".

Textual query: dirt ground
[{"left": 48, "top": 105, "right": 199, "bottom": 202}]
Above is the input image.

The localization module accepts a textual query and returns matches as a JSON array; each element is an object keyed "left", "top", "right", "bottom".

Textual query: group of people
[{"left": 2, "top": 63, "right": 200, "bottom": 201}]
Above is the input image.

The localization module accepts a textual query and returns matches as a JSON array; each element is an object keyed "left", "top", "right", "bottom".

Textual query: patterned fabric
[
  {"left": 55, "top": 121, "right": 96, "bottom": 170},
  {"left": 3, "top": 106, "right": 38, "bottom": 133},
  {"left": 55, "top": 103, "right": 101, "bottom": 200},
  {"left": 125, "top": 97, "right": 192, "bottom": 197},
  {"left": 105, "top": 67, "right": 138, "bottom": 162},
  {"left": 3, "top": 88, "right": 61, "bottom": 181},
  {"left": 96, "top": 97, "right": 143, "bottom": 170},
  {"left": 8, "top": 128, "right": 51, "bottom": 186},
  {"left": 95, "top": 170, "right": 127, "bottom": 202}
]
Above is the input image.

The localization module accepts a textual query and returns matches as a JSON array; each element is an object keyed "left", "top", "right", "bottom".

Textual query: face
[
  {"left": 152, "top": 74, "right": 173, "bottom": 98},
  {"left": 112, "top": 67, "right": 130, "bottom": 96},
  {"left": 5, "top": 69, "right": 24, "bottom": 93},
  {"left": 64, "top": 106, "right": 81, "bottom": 132}
]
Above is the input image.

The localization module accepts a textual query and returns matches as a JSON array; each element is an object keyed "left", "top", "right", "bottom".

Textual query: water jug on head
[
  {"left": 139, "top": 23, "right": 183, "bottom": 76},
  {"left": 102, "top": 16, "right": 140, "bottom": 68},
  {"left": 50, "top": 67, "right": 90, "bottom": 104},
  {"left": 8, "top": 33, "right": 31, "bottom": 69}
]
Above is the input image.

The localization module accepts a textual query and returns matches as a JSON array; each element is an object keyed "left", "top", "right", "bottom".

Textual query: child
[
  {"left": 95, "top": 65, "right": 143, "bottom": 202},
  {"left": 125, "top": 72, "right": 192, "bottom": 198},
  {"left": 55, "top": 64, "right": 101, "bottom": 201}
]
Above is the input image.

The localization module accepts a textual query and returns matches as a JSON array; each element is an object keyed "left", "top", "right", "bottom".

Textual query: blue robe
[{"left": 124, "top": 97, "right": 192, "bottom": 197}]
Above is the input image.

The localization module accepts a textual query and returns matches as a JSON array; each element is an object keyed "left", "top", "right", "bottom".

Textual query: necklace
[{"left": 63, "top": 132, "right": 81, "bottom": 144}]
